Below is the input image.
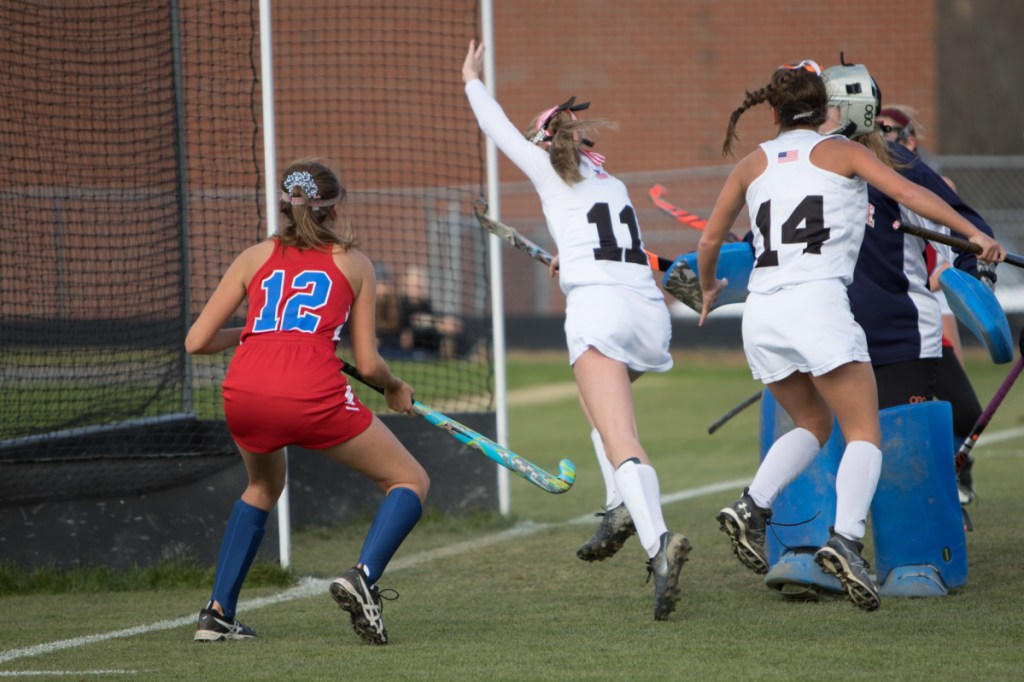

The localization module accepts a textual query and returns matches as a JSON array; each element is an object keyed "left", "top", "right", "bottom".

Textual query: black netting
[
  {"left": 0, "top": 0, "right": 489, "bottom": 503},
  {"left": 268, "top": 1, "right": 490, "bottom": 413}
]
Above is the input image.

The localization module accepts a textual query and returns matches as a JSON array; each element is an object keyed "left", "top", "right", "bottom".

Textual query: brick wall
[
  {"left": 487, "top": 0, "right": 938, "bottom": 313},
  {"left": 490, "top": 0, "right": 937, "bottom": 176}
]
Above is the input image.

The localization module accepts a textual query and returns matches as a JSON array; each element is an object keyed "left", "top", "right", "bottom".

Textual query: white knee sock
[
  {"left": 591, "top": 429, "right": 622, "bottom": 510},
  {"left": 613, "top": 460, "right": 668, "bottom": 558},
  {"left": 834, "top": 441, "right": 882, "bottom": 541},
  {"left": 748, "top": 427, "right": 821, "bottom": 510}
]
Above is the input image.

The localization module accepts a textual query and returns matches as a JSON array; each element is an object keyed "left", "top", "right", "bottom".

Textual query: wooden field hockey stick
[
  {"left": 894, "top": 221, "right": 1024, "bottom": 269},
  {"left": 340, "top": 359, "right": 576, "bottom": 494},
  {"left": 471, "top": 200, "right": 709, "bottom": 312},
  {"left": 472, "top": 199, "right": 553, "bottom": 267},
  {"left": 648, "top": 184, "right": 739, "bottom": 242},
  {"left": 472, "top": 199, "right": 674, "bottom": 273},
  {"left": 707, "top": 390, "right": 763, "bottom": 435}
]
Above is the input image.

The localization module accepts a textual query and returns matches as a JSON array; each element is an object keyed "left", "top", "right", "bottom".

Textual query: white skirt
[
  {"left": 564, "top": 285, "right": 673, "bottom": 373},
  {"left": 742, "top": 278, "right": 869, "bottom": 383}
]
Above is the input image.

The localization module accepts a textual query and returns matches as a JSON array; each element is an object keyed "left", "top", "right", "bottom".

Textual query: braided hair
[{"left": 722, "top": 66, "right": 828, "bottom": 157}]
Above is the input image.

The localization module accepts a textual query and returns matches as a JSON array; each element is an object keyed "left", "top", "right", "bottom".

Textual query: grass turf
[{"left": 1, "top": 349, "right": 1022, "bottom": 680}]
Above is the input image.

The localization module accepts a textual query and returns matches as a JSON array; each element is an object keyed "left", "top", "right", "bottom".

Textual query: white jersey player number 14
[{"left": 753, "top": 195, "right": 831, "bottom": 267}]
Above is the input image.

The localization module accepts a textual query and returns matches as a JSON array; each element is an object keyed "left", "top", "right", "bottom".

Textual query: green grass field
[{"left": 1, "top": 349, "right": 1022, "bottom": 680}]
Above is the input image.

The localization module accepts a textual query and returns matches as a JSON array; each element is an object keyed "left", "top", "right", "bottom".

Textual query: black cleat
[
  {"left": 330, "top": 567, "right": 390, "bottom": 645},
  {"left": 576, "top": 503, "right": 636, "bottom": 562},
  {"left": 646, "top": 531, "right": 692, "bottom": 621},
  {"left": 193, "top": 608, "right": 257, "bottom": 642},
  {"left": 716, "top": 489, "right": 771, "bottom": 574},
  {"left": 813, "top": 532, "right": 880, "bottom": 612}
]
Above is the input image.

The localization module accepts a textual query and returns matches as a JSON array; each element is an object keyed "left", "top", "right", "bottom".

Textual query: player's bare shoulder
[
  {"left": 233, "top": 239, "right": 276, "bottom": 283},
  {"left": 331, "top": 245, "right": 372, "bottom": 296},
  {"left": 809, "top": 134, "right": 859, "bottom": 174},
  {"left": 241, "top": 239, "right": 276, "bottom": 260},
  {"left": 733, "top": 147, "right": 769, "bottom": 189}
]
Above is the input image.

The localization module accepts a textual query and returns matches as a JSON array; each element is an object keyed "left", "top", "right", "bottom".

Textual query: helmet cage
[{"left": 822, "top": 63, "right": 882, "bottom": 138}]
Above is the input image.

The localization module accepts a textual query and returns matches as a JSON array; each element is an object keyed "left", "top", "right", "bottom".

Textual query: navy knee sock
[
  {"left": 358, "top": 487, "right": 422, "bottom": 585},
  {"left": 210, "top": 500, "right": 268, "bottom": 619}
]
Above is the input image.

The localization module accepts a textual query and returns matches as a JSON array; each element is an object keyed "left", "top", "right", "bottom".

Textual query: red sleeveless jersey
[
  {"left": 221, "top": 240, "right": 372, "bottom": 453},
  {"left": 240, "top": 239, "right": 355, "bottom": 345}
]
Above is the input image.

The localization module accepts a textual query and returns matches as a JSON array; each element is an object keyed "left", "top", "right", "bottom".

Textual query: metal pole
[
  {"left": 168, "top": 0, "right": 193, "bottom": 414},
  {"left": 479, "top": 0, "right": 510, "bottom": 515},
  {"left": 258, "top": 0, "right": 290, "bottom": 569}
]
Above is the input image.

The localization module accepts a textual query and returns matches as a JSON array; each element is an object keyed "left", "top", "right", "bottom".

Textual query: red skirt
[{"left": 222, "top": 336, "right": 373, "bottom": 453}]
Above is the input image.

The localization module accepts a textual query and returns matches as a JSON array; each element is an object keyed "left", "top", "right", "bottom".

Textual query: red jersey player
[{"left": 186, "top": 158, "right": 428, "bottom": 645}]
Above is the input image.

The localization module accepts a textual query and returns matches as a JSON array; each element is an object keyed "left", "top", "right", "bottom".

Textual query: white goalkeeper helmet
[{"left": 822, "top": 60, "right": 882, "bottom": 138}]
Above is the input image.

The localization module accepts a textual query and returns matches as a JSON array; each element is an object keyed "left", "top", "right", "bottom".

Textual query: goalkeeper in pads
[{"left": 697, "top": 58, "right": 1002, "bottom": 611}]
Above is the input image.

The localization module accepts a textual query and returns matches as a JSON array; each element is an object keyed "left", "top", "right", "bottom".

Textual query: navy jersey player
[
  {"left": 462, "top": 40, "right": 690, "bottom": 621},
  {"left": 871, "top": 103, "right": 990, "bottom": 504},
  {"left": 823, "top": 70, "right": 992, "bottom": 507},
  {"left": 696, "top": 59, "right": 1003, "bottom": 611}
]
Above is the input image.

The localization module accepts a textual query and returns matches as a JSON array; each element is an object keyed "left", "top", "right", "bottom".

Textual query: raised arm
[{"left": 461, "top": 40, "right": 551, "bottom": 184}]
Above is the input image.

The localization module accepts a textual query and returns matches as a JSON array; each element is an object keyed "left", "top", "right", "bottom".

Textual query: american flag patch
[{"left": 778, "top": 150, "right": 798, "bottom": 163}]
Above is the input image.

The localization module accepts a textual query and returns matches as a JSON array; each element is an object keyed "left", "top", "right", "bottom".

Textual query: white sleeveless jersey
[
  {"left": 465, "top": 80, "right": 662, "bottom": 300},
  {"left": 746, "top": 129, "right": 868, "bottom": 294}
]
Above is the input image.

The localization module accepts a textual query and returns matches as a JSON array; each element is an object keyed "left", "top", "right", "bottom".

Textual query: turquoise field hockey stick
[{"left": 340, "top": 360, "right": 576, "bottom": 494}]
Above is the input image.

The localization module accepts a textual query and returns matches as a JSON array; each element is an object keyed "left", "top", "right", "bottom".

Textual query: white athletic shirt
[
  {"left": 465, "top": 79, "right": 662, "bottom": 300},
  {"left": 746, "top": 129, "right": 868, "bottom": 295}
]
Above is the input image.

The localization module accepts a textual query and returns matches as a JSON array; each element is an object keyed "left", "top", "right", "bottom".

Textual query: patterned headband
[{"left": 281, "top": 170, "right": 339, "bottom": 207}]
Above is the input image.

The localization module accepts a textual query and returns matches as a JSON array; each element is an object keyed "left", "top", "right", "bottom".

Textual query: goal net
[{"left": 0, "top": 0, "right": 490, "bottom": 506}]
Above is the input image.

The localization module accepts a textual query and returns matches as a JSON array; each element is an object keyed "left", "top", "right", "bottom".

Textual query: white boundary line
[
  {"left": 0, "top": 477, "right": 747, "bottom": 666},
  {"left": 4, "top": 417, "right": 1022, "bottom": 669},
  {"left": 0, "top": 671, "right": 142, "bottom": 678},
  {"left": 976, "top": 426, "right": 1024, "bottom": 447}
]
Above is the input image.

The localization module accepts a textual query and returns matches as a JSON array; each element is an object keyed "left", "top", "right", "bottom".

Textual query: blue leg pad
[
  {"left": 760, "top": 394, "right": 967, "bottom": 597},
  {"left": 878, "top": 565, "right": 950, "bottom": 597},
  {"left": 871, "top": 401, "right": 967, "bottom": 593},
  {"left": 764, "top": 549, "right": 843, "bottom": 598}
]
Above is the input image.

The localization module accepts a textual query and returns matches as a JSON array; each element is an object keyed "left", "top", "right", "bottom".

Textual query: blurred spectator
[
  {"left": 374, "top": 263, "right": 463, "bottom": 359},
  {"left": 374, "top": 263, "right": 404, "bottom": 351}
]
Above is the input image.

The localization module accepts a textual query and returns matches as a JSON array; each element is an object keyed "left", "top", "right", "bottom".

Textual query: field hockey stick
[
  {"left": 953, "top": 327, "right": 1024, "bottom": 476},
  {"left": 472, "top": 199, "right": 675, "bottom": 273},
  {"left": 707, "top": 390, "right": 763, "bottom": 435},
  {"left": 472, "top": 200, "right": 716, "bottom": 313},
  {"left": 340, "top": 359, "right": 576, "bottom": 494},
  {"left": 894, "top": 222, "right": 1024, "bottom": 269},
  {"left": 473, "top": 199, "right": 553, "bottom": 267},
  {"left": 648, "top": 184, "right": 739, "bottom": 242}
]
